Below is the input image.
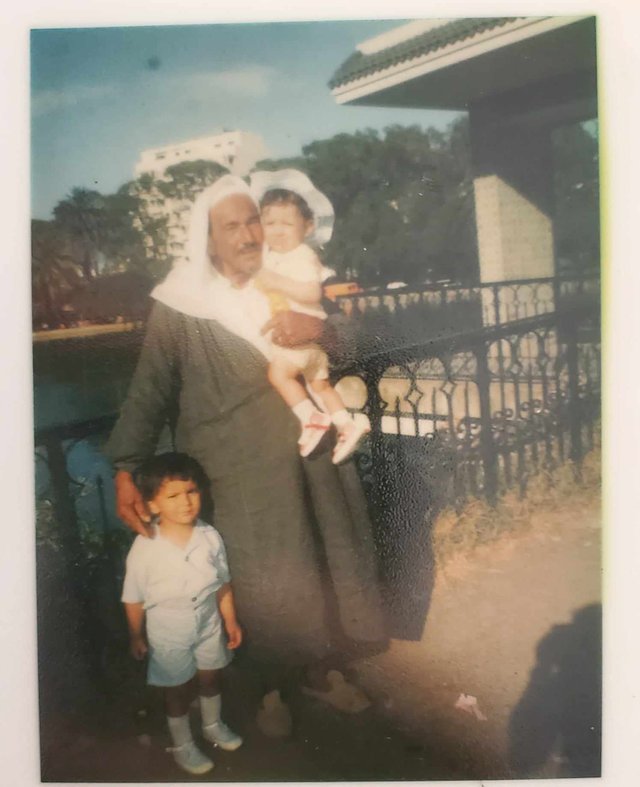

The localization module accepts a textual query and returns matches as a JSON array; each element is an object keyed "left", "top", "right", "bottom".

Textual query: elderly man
[{"left": 106, "top": 175, "right": 386, "bottom": 731}]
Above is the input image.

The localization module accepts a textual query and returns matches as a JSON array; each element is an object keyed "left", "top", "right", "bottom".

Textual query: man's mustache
[{"left": 238, "top": 241, "right": 261, "bottom": 254}]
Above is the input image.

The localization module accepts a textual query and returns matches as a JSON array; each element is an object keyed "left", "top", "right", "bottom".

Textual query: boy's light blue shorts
[{"left": 145, "top": 599, "right": 232, "bottom": 687}]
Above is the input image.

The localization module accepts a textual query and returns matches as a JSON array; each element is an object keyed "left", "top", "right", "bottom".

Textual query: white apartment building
[
  {"left": 134, "top": 129, "right": 268, "bottom": 178},
  {"left": 133, "top": 130, "right": 268, "bottom": 263}
]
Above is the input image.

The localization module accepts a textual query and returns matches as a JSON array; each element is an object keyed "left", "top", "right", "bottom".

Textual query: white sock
[
  {"left": 292, "top": 398, "right": 317, "bottom": 425},
  {"left": 200, "top": 694, "right": 222, "bottom": 727},
  {"left": 167, "top": 714, "right": 192, "bottom": 747},
  {"left": 331, "top": 409, "right": 351, "bottom": 429}
]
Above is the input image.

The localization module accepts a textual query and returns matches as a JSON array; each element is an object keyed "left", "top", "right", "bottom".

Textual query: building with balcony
[
  {"left": 134, "top": 129, "right": 268, "bottom": 178},
  {"left": 132, "top": 130, "right": 268, "bottom": 264}
]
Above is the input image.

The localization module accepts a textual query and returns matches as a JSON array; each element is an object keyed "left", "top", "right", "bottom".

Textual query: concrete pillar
[{"left": 470, "top": 107, "right": 556, "bottom": 324}]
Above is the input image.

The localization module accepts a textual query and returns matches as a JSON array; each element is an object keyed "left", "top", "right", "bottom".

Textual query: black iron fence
[
  {"left": 334, "top": 275, "right": 600, "bottom": 510},
  {"left": 34, "top": 274, "right": 601, "bottom": 567},
  {"left": 34, "top": 274, "right": 601, "bottom": 688},
  {"left": 336, "top": 274, "right": 598, "bottom": 324},
  {"left": 35, "top": 415, "right": 131, "bottom": 703}
]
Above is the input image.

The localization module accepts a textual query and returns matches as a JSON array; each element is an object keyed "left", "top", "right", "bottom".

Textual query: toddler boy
[{"left": 122, "top": 452, "right": 242, "bottom": 775}]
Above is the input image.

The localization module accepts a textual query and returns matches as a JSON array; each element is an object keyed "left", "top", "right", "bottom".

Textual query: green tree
[
  {"left": 260, "top": 121, "right": 478, "bottom": 286},
  {"left": 156, "top": 160, "right": 229, "bottom": 201},
  {"left": 32, "top": 220, "right": 83, "bottom": 327},
  {"left": 53, "top": 188, "right": 110, "bottom": 281},
  {"left": 552, "top": 121, "right": 600, "bottom": 273},
  {"left": 97, "top": 187, "right": 150, "bottom": 275},
  {"left": 125, "top": 176, "right": 172, "bottom": 279},
  {"left": 254, "top": 155, "right": 308, "bottom": 174},
  {"left": 52, "top": 183, "right": 163, "bottom": 281}
]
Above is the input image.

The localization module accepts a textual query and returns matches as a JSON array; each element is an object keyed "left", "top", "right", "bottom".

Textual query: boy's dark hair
[
  {"left": 260, "top": 188, "right": 314, "bottom": 222},
  {"left": 133, "top": 452, "right": 209, "bottom": 502}
]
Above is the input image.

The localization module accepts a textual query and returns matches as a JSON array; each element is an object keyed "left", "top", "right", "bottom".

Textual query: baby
[{"left": 251, "top": 169, "right": 369, "bottom": 464}]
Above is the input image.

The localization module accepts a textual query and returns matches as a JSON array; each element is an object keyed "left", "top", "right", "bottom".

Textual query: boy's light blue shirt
[{"left": 121, "top": 519, "right": 230, "bottom": 611}]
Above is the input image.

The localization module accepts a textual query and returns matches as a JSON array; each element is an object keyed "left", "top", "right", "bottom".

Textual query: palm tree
[
  {"left": 32, "top": 220, "right": 83, "bottom": 328},
  {"left": 53, "top": 188, "right": 108, "bottom": 281}
]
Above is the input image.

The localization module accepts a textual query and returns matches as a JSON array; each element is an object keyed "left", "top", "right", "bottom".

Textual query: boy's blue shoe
[
  {"left": 202, "top": 720, "right": 243, "bottom": 751},
  {"left": 167, "top": 741, "right": 214, "bottom": 774}
]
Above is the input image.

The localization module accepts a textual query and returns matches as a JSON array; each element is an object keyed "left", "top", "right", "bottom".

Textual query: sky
[{"left": 31, "top": 20, "right": 462, "bottom": 220}]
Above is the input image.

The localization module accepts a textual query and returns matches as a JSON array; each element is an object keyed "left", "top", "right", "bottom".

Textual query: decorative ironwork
[
  {"left": 344, "top": 276, "right": 600, "bottom": 510},
  {"left": 337, "top": 274, "right": 596, "bottom": 326},
  {"left": 34, "top": 416, "right": 133, "bottom": 681}
]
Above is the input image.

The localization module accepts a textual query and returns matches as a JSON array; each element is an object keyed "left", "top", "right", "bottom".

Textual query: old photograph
[{"left": 28, "top": 13, "right": 602, "bottom": 782}]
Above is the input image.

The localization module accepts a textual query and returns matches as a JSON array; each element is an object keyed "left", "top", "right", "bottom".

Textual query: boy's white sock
[
  {"left": 331, "top": 409, "right": 352, "bottom": 429},
  {"left": 200, "top": 694, "right": 222, "bottom": 727},
  {"left": 292, "top": 398, "right": 317, "bottom": 425},
  {"left": 167, "top": 713, "right": 193, "bottom": 747}
]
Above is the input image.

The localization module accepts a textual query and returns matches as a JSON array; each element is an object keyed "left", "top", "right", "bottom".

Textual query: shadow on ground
[
  {"left": 508, "top": 603, "right": 602, "bottom": 778},
  {"left": 367, "top": 435, "right": 445, "bottom": 642}
]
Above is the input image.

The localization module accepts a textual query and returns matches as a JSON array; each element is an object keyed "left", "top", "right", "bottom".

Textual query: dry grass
[{"left": 432, "top": 448, "right": 601, "bottom": 571}]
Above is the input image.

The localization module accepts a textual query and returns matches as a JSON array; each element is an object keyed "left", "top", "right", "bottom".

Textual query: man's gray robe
[{"left": 106, "top": 302, "right": 387, "bottom": 665}]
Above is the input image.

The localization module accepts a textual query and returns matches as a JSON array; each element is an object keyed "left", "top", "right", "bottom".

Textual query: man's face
[{"left": 208, "top": 194, "right": 264, "bottom": 282}]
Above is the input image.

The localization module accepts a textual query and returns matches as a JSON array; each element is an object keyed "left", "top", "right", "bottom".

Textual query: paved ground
[{"left": 40, "top": 484, "right": 601, "bottom": 782}]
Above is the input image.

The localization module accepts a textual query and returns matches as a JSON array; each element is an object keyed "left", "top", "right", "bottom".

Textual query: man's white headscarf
[
  {"left": 152, "top": 174, "right": 256, "bottom": 318},
  {"left": 151, "top": 174, "right": 273, "bottom": 358}
]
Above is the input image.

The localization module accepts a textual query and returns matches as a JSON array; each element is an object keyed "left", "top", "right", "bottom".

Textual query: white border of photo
[{"left": 3, "top": 2, "right": 638, "bottom": 786}]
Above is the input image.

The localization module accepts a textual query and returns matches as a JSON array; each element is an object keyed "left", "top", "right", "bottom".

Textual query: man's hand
[
  {"left": 225, "top": 620, "right": 243, "bottom": 650},
  {"left": 129, "top": 634, "right": 148, "bottom": 661},
  {"left": 261, "top": 311, "right": 324, "bottom": 347},
  {"left": 115, "top": 470, "right": 152, "bottom": 537}
]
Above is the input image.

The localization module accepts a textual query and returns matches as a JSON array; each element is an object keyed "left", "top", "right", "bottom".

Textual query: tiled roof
[{"left": 329, "top": 17, "right": 521, "bottom": 89}]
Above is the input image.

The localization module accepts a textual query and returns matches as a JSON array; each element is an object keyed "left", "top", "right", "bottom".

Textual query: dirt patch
[
  {"left": 433, "top": 449, "right": 601, "bottom": 577},
  {"left": 355, "top": 449, "right": 602, "bottom": 779}
]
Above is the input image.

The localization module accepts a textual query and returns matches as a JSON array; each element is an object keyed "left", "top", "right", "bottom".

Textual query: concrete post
[{"left": 470, "top": 107, "right": 556, "bottom": 325}]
